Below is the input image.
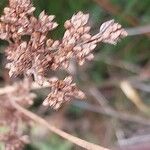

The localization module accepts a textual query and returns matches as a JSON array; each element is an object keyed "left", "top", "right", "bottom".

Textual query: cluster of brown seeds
[
  {"left": 43, "top": 76, "right": 85, "bottom": 109},
  {"left": 0, "top": 0, "right": 127, "bottom": 149},
  {"left": 0, "top": 131, "right": 29, "bottom": 150},
  {"left": 0, "top": 0, "right": 127, "bottom": 109},
  {"left": 0, "top": 79, "right": 34, "bottom": 150}
]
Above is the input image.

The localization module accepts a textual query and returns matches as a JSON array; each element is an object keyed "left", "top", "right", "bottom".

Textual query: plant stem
[{"left": 10, "top": 98, "right": 109, "bottom": 150}]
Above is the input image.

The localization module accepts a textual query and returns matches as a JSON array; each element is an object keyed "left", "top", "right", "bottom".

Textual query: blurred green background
[{"left": 0, "top": 0, "right": 150, "bottom": 150}]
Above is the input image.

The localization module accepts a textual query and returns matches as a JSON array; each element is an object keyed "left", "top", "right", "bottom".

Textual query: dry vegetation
[{"left": 0, "top": 0, "right": 149, "bottom": 150}]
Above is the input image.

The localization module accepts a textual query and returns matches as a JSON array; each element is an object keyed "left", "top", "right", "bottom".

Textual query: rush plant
[{"left": 0, "top": 0, "right": 127, "bottom": 149}]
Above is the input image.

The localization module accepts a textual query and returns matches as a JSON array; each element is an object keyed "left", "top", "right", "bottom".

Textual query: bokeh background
[{"left": 0, "top": 0, "right": 150, "bottom": 150}]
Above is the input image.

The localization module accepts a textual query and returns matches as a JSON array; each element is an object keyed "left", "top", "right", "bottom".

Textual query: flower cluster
[
  {"left": 0, "top": 0, "right": 127, "bottom": 149},
  {"left": 43, "top": 76, "right": 85, "bottom": 109},
  {"left": 0, "top": 0, "right": 127, "bottom": 110},
  {"left": 0, "top": 131, "right": 29, "bottom": 150},
  {"left": 0, "top": 79, "right": 34, "bottom": 150}
]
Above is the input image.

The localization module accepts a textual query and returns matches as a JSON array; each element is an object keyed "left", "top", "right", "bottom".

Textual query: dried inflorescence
[
  {"left": 0, "top": 0, "right": 127, "bottom": 149},
  {"left": 7, "top": 78, "right": 36, "bottom": 106},
  {"left": 0, "top": 131, "right": 29, "bottom": 150},
  {"left": 0, "top": 79, "right": 34, "bottom": 150},
  {"left": 43, "top": 76, "right": 85, "bottom": 109},
  {"left": 0, "top": 0, "right": 127, "bottom": 110}
]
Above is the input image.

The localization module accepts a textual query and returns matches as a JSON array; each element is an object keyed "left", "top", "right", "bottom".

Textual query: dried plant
[
  {"left": 0, "top": 0, "right": 127, "bottom": 109},
  {"left": 0, "top": 79, "right": 34, "bottom": 150},
  {"left": 0, "top": 0, "right": 127, "bottom": 149}
]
